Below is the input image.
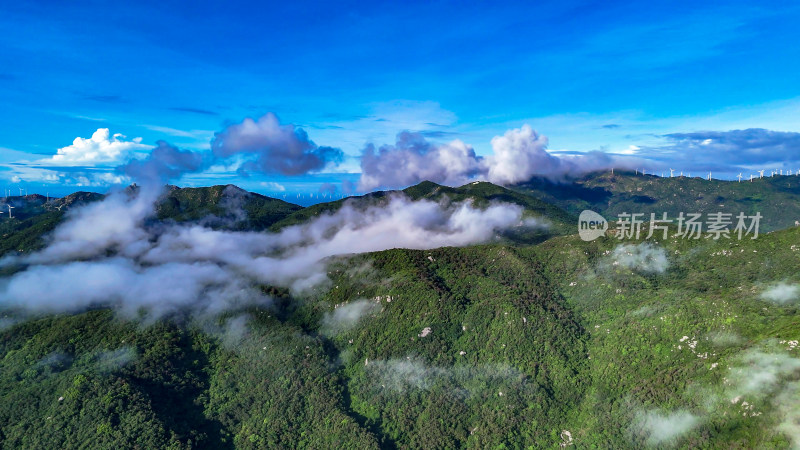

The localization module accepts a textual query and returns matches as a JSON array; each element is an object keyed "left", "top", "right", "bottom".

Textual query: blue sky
[{"left": 2, "top": 0, "right": 800, "bottom": 202}]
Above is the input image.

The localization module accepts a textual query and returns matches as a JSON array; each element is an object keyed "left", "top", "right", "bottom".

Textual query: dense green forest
[{"left": 1, "top": 175, "right": 799, "bottom": 448}]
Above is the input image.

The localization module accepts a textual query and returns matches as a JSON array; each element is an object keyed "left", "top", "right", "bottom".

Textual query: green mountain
[
  {"left": 0, "top": 186, "right": 300, "bottom": 259},
  {"left": 0, "top": 192, "right": 103, "bottom": 259},
  {"left": 155, "top": 184, "right": 302, "bottom": 230},
  {"left": 271, "top": 180, "right": 576, "bottom": 241},
  {"left": 514, "top": 171, "right": 800, "bottom": 232},
  {"left": 1, "top": 178, "right": 800, "bottom": 448}
]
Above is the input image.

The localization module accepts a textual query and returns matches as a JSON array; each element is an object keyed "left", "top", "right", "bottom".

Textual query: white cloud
[
  {"left": 211, "top": 113, "right": 343, "bottom": 176},
  {"left": 485, "top": 125, "right": 553, "bottom": 185},
  {"left": 760, "top": 282, "right": 799, "bottom": 305},
  {"left": 0, "top": 187, "right": 525, "bottom": 317},
  {"left": 3, "top": 164, "right": 129, "bottom": 188},
  {"left": 635, "top": 410, "right": 701, "bottom": 446},
  {"left": 48, "top": 128, "right": 150, "bottom": 165},
  {"left": 359, "top": 134, "right": 483, "bottom": 190},
  {"left": 320, "top": 299, "right": 379, "bottom": 334},
  {"left": 608, "top": 243, "right": 670, "bottom": 274},
  {"left": 631, "top": 346, "right": 800, "bottom": 448},
  {"left": 259, "top": 181, "right": 286, "bottom": 191},
  {"left": 359, "top": 124, "right": 642, "bottom": 190}
]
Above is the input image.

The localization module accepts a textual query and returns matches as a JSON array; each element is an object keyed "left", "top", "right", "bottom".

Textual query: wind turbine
[
  {"left": 759, "top": 169, "right": 765, "bottom": 178},
  {"left": 737, "top": 173, "right": 743, "bottom": 182},
  {"left": 7, "top": 204, "right": 14, "bottom": 219},
  {"left": 707, "top": 172, "right": 711, "bottom": 181},
  {"left": 18, "top": 187, "right": 23, "bottom": 196},
  {"left": 680, "top": 171, "right": 683, "bottom": 177},
  {"left": 669, "top": 169, "right": 675, "bottom": 177},
  {"left": 750, "top": 174, "right": 754, "bottom": 182}
]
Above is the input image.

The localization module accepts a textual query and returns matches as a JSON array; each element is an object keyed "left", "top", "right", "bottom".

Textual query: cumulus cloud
[
  {"left": 48, "top": 128, "right": 149, "bottom": 165},
  {"left": 359, "top": 131, "right": 484, "bottom": 190},
  {"left": 9, "top": 134, "right": 527, "bottom": 300},
  {"left": 11, "top": 128, "right": 156, "bottom": 187},
  {"left": 358, "top": 125, "right": 642, "bottom": 190},
  {"left": 118, "top": 140, "right": 206, "bottom": 185},
  {"left": 609, "top": 243, "right": 669, "bottom": 273},
  {"left": 14, "top": 114, "right": 343, "bottom": 188},
  {"left": 211, "top": 113, "right": 344, "bottom": 176},
  {"left": 760, "top": 282, "right": 800, "bottom": 305}
]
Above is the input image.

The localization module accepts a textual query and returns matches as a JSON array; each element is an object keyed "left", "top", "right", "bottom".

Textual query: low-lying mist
[{"left": 0, "top": 186, "right": 528, "bottom": 320}]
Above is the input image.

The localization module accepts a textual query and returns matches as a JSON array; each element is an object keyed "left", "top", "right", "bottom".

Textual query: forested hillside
[{"left": 1, "top": 176, "right": 799, "bottom": 448}]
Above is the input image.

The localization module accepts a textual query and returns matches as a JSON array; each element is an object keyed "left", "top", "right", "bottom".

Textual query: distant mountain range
[{"left": 515, "top": 171, "right": 800, "bottom": 232}]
